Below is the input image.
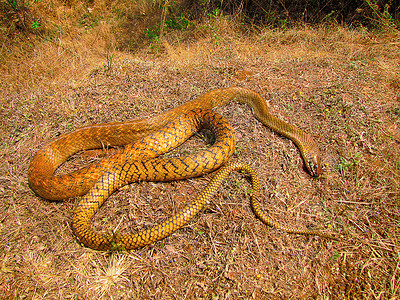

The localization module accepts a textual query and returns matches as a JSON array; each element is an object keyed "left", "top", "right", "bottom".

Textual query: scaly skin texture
[
  {"left": 73, "top": 159, "right": 336, "bottom": 251},
  {"left": 28, "top": 87, "right": 320, "bottom": 200},
  {"left": 28, "top": 87, "right": 333, "bottom": 251}
]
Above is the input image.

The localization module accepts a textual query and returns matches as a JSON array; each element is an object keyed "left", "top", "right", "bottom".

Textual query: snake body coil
[{"left": 28, "top": 87, "right": 334, "bottom": 251}]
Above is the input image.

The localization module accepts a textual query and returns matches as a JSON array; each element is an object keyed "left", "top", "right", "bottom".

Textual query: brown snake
[{"left": 28, "top": 87, "right": 335, "bottom": 251}]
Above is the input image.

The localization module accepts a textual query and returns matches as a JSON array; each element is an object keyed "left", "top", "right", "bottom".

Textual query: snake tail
[
  {"left": 27, "top": 87, "right": 329, "bottom": 251},
  {"left": 73, "top": 161, "right": 334, "bottom": 251}
]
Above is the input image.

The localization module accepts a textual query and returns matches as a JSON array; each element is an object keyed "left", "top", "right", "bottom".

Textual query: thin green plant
[{"left": 363, "top": 0, "right": 398, "bottom": 29}]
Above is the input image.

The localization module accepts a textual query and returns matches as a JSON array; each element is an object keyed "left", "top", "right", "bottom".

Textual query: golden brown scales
[{"left": 28, "top": 87, "right": 336, "bottom": 251}]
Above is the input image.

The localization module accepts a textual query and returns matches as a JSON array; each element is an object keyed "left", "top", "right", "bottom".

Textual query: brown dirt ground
[{"left": 1, "top": 20, "right": 400, "bottom": 299}]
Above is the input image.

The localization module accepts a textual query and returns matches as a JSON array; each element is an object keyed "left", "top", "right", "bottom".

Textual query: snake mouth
[{"left": 307, "top": 154, "right": 321, "bottom": 177}]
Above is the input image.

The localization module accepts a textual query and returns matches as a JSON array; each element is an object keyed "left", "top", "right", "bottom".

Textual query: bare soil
[{"left": 1, "top": 19, "right": 399, "bottom": 299}]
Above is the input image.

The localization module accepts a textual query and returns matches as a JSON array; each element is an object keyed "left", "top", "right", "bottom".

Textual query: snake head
[{"left": 306, "top": 152, "right": 322, "bottom": 177}]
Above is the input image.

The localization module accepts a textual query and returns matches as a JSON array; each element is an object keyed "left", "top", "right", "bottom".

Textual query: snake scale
[{"left": 28, "top": 87, "right": 335, "bottom": 251}]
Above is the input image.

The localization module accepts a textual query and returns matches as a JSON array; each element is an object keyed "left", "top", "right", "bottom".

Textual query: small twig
[{"left": 335, "top": 199, "right": 372, "bottom": 205}]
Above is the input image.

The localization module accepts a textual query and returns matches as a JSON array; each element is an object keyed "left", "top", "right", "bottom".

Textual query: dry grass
[{"left": 1, "top": 3, "right": 400, "bottom": 299}]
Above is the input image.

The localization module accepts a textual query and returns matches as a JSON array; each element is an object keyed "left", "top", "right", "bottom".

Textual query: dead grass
[{"left": 1, "top": 4, "right": 400, "bottom": 299}]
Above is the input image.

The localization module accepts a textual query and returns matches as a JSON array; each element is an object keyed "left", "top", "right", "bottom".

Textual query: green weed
[
  {"left": 5, "top": 0, "right": 28, "bottom": 31},
  {"left": 145, "top": 10, "right": 192, "bottom": 49},
  {"left": 79, "top": 13, "right": 103, "bottom": 29},
  {"left": 363, "top": 0, "right": 398, "bottom": 29},
  {"left": 330, "top": 251, "right": 340, "bottom": 261},
  {"left": 31, "top": 19, "right": 41, "bottom": 29},
  {"left": 103, "top": 53, "right": 114, "bottom": 72},
  {"left": 208, "top": 7, "right": 221, "bottom": 18},
  {"left": 336, "top": 152, "right": 363, "bottom": 174}
]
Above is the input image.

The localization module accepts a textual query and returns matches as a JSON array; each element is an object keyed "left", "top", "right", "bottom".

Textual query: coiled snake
[{"left": 28, "top": 87, "right": 335, "bottom": 251}]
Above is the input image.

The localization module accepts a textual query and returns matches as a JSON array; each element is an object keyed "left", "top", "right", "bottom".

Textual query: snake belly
[{"left": 28, "top": 87, "right": 334, "bottom": 251}]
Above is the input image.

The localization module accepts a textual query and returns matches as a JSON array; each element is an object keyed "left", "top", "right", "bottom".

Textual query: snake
[{"left": 28, "top": 87, "right": 335, "bottom": 251}]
